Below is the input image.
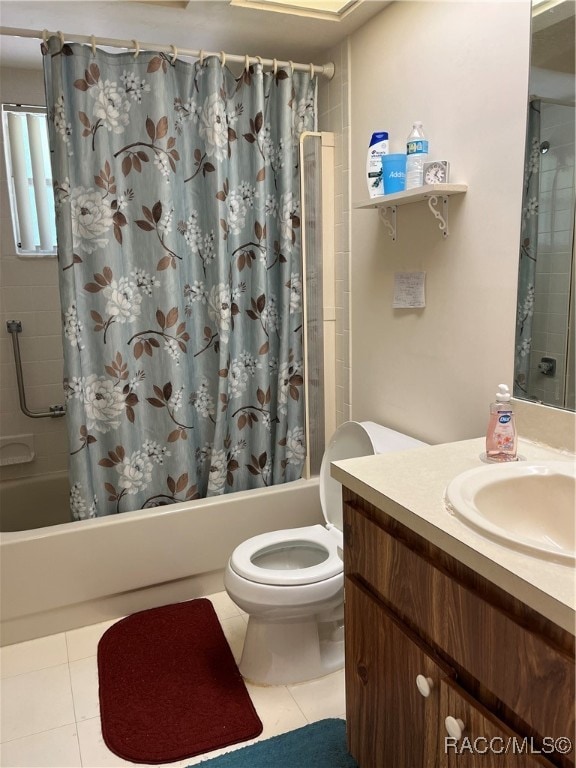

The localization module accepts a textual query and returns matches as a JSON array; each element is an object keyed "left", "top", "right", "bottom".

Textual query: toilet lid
[{"left": 319, "top": 421, "right": 374, "bottom": 533}]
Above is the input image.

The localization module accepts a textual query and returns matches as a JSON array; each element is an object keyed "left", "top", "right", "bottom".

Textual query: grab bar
[{"left": 6, "top": 320, "right": 66, "bottom": 419}]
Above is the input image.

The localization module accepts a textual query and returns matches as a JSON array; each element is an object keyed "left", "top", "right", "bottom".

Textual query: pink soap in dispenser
[{"left": 485, "top": 384, "right": 517, "bottom": 462}]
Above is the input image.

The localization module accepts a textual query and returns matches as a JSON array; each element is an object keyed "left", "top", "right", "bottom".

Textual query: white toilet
[{"left": 224, "top": 421, "right": 426, "bottom": 685}]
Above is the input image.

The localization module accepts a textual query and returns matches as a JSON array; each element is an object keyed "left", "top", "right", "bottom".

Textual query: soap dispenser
[{"left": 485, "top": 384, "right": 517, "bottom": 462}]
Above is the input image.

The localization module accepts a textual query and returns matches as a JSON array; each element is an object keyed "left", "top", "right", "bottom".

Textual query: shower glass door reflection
[{"left": 526, "top": 100, "right": 575, "bottom": 409}]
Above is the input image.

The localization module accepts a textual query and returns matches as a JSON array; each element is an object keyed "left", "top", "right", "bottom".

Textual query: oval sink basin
[{"left": 445, "top": 461, "right": 576, "bottom": 564}]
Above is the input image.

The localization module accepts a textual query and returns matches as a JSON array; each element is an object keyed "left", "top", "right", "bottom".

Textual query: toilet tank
[
  {"left": 359, "top": 421, "right": 427, "bottom": 454},
  {"left": 320, "top": 421, "right": 427, "bottom": 535}
]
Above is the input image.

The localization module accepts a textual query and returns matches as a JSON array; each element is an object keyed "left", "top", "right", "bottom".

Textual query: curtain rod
[{"left": 0, "top": 26, "right": 335, "bottom": 80}]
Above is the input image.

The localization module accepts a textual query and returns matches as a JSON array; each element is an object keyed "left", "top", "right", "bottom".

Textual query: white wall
[
  {"left": 348, "top": 0, "right": 532, "bottom": 444},
  {"left": 0, "top": 67, "right": 69, "bottom": 481}
]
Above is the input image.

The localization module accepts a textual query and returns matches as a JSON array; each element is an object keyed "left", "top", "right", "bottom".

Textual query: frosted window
[{"left": 2, "top": 105, "right": 57, "bottom": 256}]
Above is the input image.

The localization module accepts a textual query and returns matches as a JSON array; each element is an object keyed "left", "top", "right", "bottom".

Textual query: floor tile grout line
[
  {"left": 72, "top": 664, "right": 86, "bottom": 768},
  {"left": 0, "top": 667, "right": 51, "bottom": 683},
  {"left": 0, "top": 657, "right": 70, "bottom": 682},
  {"left": 64, "top": 629, "right": 72, "bottom": 663},
  {"left": 66, "top": 656, "right": 83, "bottom": 731},
  {"left": 283, "top": 684, "right": 312, "bottom": 723},
  {"left": 0, "top": 718, "right": 78, "bottom": 746},
  {"left": 77, "top": 717, "right": 90, "bottom": 767}
]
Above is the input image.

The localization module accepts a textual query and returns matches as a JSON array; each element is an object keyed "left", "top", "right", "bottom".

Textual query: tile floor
[{"left": 0, "top": 592, "right": 346, "bottom": 767}]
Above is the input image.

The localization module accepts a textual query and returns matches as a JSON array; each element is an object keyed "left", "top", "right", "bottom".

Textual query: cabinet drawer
[{"left": 344, "top": 500, "right": 575, "bottom": 757}]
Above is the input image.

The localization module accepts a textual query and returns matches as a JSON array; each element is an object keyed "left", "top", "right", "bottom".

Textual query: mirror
[{"left": 514, "top": 0, "right": 575, "bottom": 411}]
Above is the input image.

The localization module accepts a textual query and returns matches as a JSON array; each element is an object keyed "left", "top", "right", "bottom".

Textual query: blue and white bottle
[
  {"left": 405, "top": 122, "right": 429, "bottom": 190},
  {"left": 366, "top": 132, "right": 389, "bottom": 198}
]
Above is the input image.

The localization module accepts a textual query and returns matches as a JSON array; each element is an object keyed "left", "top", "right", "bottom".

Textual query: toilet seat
[
  {"left": 229, "top": 422, "right": 426, "bottom": 593},
  {"left": 229, "top": 524, "right": 342, "bottom": 586}
]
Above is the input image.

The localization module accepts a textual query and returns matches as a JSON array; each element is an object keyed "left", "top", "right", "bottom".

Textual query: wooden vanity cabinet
[
  {"left": 345, "top": 577, "right": 450, "bottom": 768},
  {"left": 343, "top": 489, "right": 575, "bottom": 768}
]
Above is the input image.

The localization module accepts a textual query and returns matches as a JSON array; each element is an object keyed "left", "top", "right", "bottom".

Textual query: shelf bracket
[
  {"left": 427, "top": 195, "right": 449, "bottom": 238},
  {"left": 378, "top": 205, "right": 397, "bottom": 241}
]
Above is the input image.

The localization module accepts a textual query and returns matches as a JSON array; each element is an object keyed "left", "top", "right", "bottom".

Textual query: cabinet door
[
  {"left": 344, "top": 496, "right": 575, "bottom": 754},
  {"left": 440, "top": 679, "right": 557, "bottom": 768},
  {"left": 345, "top": 577, "right": 452, "bottom": 768}
]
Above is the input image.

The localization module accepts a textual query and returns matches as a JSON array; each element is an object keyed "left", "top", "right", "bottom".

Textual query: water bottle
[{"left": 405, "top": 122, "right": 429, "bottom": 190}]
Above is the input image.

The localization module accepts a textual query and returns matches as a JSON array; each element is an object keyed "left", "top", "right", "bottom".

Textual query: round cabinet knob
[
  {"left": 416, "top": 674, "right": 434, "bottom": 697},
  {"left": 445, "top": 716, "right": 465, "bottom": 740}
]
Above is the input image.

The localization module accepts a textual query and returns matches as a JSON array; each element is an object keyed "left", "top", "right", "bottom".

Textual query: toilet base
[{"left": 239, "top": 614, "right": 344, "bottom": 686}]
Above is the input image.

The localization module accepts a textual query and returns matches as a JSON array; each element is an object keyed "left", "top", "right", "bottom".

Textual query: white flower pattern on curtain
[{"left": 43, "top": 38, "right": 315, "bottom": 519}]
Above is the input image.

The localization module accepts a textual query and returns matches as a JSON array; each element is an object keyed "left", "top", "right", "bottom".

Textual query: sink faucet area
[{"left": 445, "top": 461, "right": 576, "bottom": 564}]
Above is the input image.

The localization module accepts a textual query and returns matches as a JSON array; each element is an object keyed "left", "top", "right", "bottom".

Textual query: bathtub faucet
[{"left": 6, "top": 320, "right": 66, "bottom": 419}]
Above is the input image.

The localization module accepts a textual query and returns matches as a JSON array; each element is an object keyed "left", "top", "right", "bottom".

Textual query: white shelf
[
  {"left": 355, "top": 183, "right": 468, "bottom": 241},
  {"left": 356, "top": 183, "right": 467, "bottom": 209}
]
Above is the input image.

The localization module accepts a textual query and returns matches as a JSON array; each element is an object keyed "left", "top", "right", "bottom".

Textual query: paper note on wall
[{"left": 393, "top": 272, "right": 426, "bottom": 309}]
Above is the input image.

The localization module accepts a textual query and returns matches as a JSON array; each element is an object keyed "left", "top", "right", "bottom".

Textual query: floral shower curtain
[
  {"left": 43, "top": 38, "right": 315, "bottom": 519},
  {"left": 514, "top": 100, "right": 540, "bottom": 399}
]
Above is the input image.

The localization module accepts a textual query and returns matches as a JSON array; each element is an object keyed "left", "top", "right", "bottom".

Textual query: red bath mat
[{"left": 97, "top": 598, "right": 262, "bottom": 764}]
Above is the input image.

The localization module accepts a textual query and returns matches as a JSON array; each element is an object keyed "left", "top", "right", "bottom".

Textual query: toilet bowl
[{"left": 224, "top": 421, "right": 426, "bottom": 685}]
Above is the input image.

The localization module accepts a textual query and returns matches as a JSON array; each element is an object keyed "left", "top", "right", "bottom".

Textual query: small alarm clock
[{"left": 423, "top": 160, "right": 450, "bottom": 185}]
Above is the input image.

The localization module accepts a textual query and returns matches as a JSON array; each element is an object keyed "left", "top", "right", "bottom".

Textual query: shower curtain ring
[
  {"left": 289, "top": 60, "right": 294, "bottom": 75},
  {"left": 244, "top": 54, "right": 250, "bottom": 72},
  {"left": 170, "top": 44, "right": 178, "bottom": 64},
  {"left": 220, "top": 50, "right": 226, "bottom": 67},
  {"left": 90, "top": 35, "right": 97, "bottom": 56},
  {"left": 256, "top": 55, "right": 263, "bottom": 70},
  {"left": 309, "top": 63, "right": 314, "bottom": 78},
  {"left": 57, "top": 30, "right": 65, "bottom": 49},
  {"left": 132, "top": 39, "right": 140, "bottom": 58},
  {"left": 198, "top": 49, "right": 204, "bottom": 65},
  {"left": 42, "top": 29, "right": 48, "bottom": 45},
  {"left": 273, "top": 58, "right": 278, "bottom": 76}
]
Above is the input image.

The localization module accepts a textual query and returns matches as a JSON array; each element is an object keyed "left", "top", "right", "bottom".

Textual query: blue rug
[{"left": 195, "top": 719, "right": 358, "bottom": 768}]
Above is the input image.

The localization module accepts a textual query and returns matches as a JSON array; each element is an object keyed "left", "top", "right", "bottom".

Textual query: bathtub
[
  {"left": 0, "top": 471, "right": 70, "bottom": 532},
  {"left": 0, "top": 476, "right": 323, "bottom": 646}
]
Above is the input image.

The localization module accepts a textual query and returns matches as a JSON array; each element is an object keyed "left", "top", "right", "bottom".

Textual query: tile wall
[
  {"left": 318, "top": 42, "right": 351, "bottom": 427},
  {"left": 529, "top": 101, "right": 575, "bottom": 408},
  {"left": 0, "top": 67, "right": 69, "bottom": 482}
]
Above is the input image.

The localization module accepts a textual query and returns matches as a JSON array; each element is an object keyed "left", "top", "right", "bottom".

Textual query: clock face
[{"left": 424, "top": 163, "right": 447, "bottom": 184}]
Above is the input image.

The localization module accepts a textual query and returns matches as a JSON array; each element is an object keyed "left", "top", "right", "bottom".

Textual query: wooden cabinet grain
[
  {"left": 440, "top": 680, "right": 556, "bottom": 768},
  {"left": 345, "top": 577, "right": 449, "bottom": 768},
  {"left": 343, "top": 489, "right": 574, "bottom": 768}
]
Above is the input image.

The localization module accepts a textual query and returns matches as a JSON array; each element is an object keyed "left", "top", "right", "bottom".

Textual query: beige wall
[
  {"left": 347, "top": 0, "right": 532, "bottom": 444},
  {"left": 318, "top": 41, "right": 352, "bottom": 428},
  {"left": 0, "top": 67, "right": 69, "bottom": 481}
]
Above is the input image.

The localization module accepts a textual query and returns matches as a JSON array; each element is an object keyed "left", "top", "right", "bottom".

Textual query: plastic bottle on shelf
[
  {"left": 485, "top": 384, "right": 517, "bottom": 462},
  {"left": 405, "top": 122, "right": 429, "bottom": 190},
  {"left": 366, "top": 132, "right": 389, "bottom": 198}
]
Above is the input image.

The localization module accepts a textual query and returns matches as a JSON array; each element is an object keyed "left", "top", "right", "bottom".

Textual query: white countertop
[{"left": 331, "top": 437, "right": 576, "bottom": 635}]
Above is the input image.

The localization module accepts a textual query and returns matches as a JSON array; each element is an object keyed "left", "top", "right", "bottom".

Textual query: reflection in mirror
[{"left": 514, "top": 0, "right": 575, "bottom": 411}]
